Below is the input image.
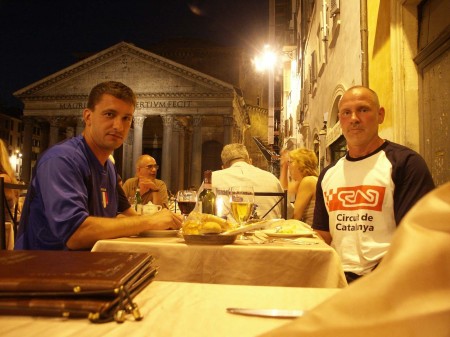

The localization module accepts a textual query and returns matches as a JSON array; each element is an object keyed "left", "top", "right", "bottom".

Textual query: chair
[
  {"left": 0, "top": 177, "right": 28, "bottom": 249},
  {"left": 254, "top": 190, "right": 288, "bottom": 219}
]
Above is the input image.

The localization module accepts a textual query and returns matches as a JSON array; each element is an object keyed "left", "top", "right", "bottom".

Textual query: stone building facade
[{"left": 14, "top": 42, "right": 254, "bottom": 193}]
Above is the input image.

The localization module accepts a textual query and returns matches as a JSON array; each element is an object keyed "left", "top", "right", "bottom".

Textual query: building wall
[
  {"left": 295, "top": 0, "right": 362, "bottom": 164},
  {"left": 367, "top": 0, "right": 394, "bottom": 141}
]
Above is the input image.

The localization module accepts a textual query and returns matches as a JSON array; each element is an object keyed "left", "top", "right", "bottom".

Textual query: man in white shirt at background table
[{"left": 209, "top": 143, "right": 285, "bottom": 220}]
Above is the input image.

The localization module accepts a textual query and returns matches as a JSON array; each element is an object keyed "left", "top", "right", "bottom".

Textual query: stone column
[
  {"left": 171, "top": 119, "right": 183, "bottom": 193},
  {"left": 178, "top": 123, "right": 186, "bottom": 190},
  {"left": 132, "top": 115, "right": 146, "bottom": 174},
  {"left": 223, "top": 115, "right": 234, "bottom": 145},
  {"left": 190, "top": 115, "right": 202, "bottom": 188},
  {"left": 21, "top": 117, "right": 33, "bottom": 183},
  {"left": 49, "top": 117, "right": 60, "bottom": 147},
  {"left": 161, "top": 115, "right": 174, "bottom": 189},
  {"left": 76, "top": 116, "right": 84, "bottom": 135}
]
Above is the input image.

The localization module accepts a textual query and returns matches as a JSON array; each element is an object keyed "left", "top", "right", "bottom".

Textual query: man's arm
[
  {"left": 312, "top": 170, "right": 332, "bottom": 245},
  {"left": 66, "top": 209, "right": 182, "bottom": 250},
  {"left": 314, "top": 229, "right": 332, "bottom": 245},
  {"left": 393, "top": 152, "right": 435, "bottom": 224},
  {"left": 144, "top": 179, "right": 167, "bottom": 206}
]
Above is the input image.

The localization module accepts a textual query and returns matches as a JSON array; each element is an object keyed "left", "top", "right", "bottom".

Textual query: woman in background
[{"left": 279, "top": 148, "right": 318, "bottom": 225}]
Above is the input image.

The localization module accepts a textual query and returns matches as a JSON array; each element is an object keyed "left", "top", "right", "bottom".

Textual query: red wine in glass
[{"left": 178, "top": 201, "right": 196, "bottom": 215}]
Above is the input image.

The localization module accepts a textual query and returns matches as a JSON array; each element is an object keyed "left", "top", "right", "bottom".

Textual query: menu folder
[{"left": 0, "top": 250, "right": 157, "bottom": 323}]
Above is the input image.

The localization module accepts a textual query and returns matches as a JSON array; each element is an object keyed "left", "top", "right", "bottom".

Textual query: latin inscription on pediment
[{"left": 59, "top": 100, "right": 193, "bottom": 110}]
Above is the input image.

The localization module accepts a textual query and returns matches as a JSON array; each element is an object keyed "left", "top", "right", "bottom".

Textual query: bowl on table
[{"left": 182, "top": 233, "right": 238, "bottom": 245}]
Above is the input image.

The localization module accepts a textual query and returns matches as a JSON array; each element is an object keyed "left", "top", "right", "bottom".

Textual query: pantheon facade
[{"left": 15, "top": 42, "right": 252, "bottom": 193}]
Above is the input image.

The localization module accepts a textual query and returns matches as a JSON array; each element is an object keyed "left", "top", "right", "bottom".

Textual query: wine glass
[
  {"left": 230, "top": 186, "right": 254, "bottom": 228},
  {"left": 215, "top": 186, "right": 230, "bottom": 219},
  {"left": 176, "top": 190, "right": 197, "bottom": 222}
]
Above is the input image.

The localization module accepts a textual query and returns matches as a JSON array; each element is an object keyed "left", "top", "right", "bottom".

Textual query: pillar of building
[
  {"left": 190, "top": 115, "right": 202, "bottom": 188},
  {"left": 177, "top": 123, "right": 186, "bottom": 190},
  {"left": 76, "top": 116, "right": 84, "bottom": 135},
  {"left": 21, "top": 117, "right": 33, "bottom": 183},
  {"left": 49, "top": 117, "right": 60, "bottom": 146},
  {"left": 132, "top": 115, "right": 146, "bottom": 174},
  {"left": 170, "top": 119, "right": 183, "bottom": 193},
  {"left": 161, "top": 115, "right": 174, "bottom": 190},
  {"left": 223, "top": 115, "right": 234, "bottom": 145}
]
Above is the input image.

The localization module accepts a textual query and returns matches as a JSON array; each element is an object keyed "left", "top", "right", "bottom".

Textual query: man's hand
[
  {"left": 144, "top": 209, "right": 182, "bottom": 230},
  {"left": 139, "top": 178, "right": 158, "bottom": 194}
]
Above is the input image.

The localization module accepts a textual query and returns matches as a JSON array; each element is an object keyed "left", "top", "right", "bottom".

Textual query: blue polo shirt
[{"left": 15, "top": 135, "right": 129, "bottom": 250}]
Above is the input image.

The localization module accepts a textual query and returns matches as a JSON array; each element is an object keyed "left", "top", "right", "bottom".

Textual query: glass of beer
[{"left": 230, "top": 186, "right": 254, "bottom": 227}]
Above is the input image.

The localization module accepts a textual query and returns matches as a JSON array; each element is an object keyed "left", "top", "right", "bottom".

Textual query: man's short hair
[
  {"left": 221, "top": 143, "right": 250, "bottom": 166},
  {"left": 87, "top": 81, "right": 136, "bottom": 110}
]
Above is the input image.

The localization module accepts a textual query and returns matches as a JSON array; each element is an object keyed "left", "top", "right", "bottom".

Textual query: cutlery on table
[{"left": 226, "top": 308, "right": 304, "bottom": 318}]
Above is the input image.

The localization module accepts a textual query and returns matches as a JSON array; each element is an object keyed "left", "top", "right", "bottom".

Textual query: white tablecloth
[
  {"left": 92, "top": 236, "right": 347, "bottom": 288},
  {"left": 0, "top": 281, "right": 340, "bottom": 337}
]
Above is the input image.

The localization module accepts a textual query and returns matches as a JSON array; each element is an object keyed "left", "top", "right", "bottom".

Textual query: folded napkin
[
  {"left": 259, "top": 182, "right": 450, "bottom": 337},
  {"left": 267, "top": 219, "right": 312, "bottom": 233}
]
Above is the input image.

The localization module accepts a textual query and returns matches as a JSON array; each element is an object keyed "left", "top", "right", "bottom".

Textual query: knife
[{"left": 226, "top": 308, "right": 304, "bottom": 318}]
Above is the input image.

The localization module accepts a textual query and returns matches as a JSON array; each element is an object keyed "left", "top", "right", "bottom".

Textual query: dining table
[
  {"left": 92, "top": 233, "right": 347, "bottom": 288},
  {"left": 0, "top": 280, "right": 341, "bottom": 337}
]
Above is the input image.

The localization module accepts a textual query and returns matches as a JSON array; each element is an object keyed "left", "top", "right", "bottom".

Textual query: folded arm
[{"left": 66, "top": 208, "right": 182, "bottom": 250}]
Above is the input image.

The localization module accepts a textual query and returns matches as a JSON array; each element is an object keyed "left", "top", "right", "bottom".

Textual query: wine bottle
[
  {"left": 199, "top": 170, "right": 216, "bottom": 215},
  {"left": 135, "top": 187, "right": 143, "bottom": 215}
]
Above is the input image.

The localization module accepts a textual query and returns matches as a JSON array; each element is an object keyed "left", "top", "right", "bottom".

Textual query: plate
[
  {"left": 261, "top": 229, "right": 315, "bottom": 238},
  {"left": 139, "top": 229, "right": 179, "bottom": 237},
  {"left": 221, "top": 219, "right": 284, "bottom": 236},
  {"left": 183, "top": 234, "right": 237, "bottom": 245}
]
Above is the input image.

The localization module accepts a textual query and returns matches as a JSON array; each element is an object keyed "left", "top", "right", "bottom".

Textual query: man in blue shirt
[{"left": 15, "top": 81, "right": 181, "bottom": 250}]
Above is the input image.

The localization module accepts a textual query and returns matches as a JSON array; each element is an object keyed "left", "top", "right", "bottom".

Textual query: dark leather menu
[{"left": 0, "top": 250, "right": 157, "bottom": 323}]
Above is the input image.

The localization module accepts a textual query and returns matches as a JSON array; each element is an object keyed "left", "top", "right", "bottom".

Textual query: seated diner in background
[
  {"left": 201, "top": 143, "right": 285, "bottom": 220},
  {"left": 312, "top": 86, "right": 434, "bottom": 283},
  {"left": 122, "top": 154, "right": 169, "bottom": 207},
  {"left": 279, "top": 148, "right": 318, "bottom": 225},
  {"left": 14, "top": 81, "right": 181, "bottom": 251}
]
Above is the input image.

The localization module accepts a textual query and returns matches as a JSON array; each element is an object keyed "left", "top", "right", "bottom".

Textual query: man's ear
[
  {"left": 378, "top": 107, "right": 385, "bottom": 124},
  {"left": 83, "top": 108, "right": 92, "bottom": 126}
]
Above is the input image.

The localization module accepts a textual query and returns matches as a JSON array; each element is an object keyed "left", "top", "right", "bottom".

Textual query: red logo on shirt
[{"left": 325, "top": 185, "right": 385, "bottom": 211}]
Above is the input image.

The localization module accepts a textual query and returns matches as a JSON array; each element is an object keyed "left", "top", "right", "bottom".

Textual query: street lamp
[{"left": 253, "top": 45, "right": 277, "bottom": 145}]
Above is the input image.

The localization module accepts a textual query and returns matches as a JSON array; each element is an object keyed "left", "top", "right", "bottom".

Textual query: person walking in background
[
  {"left": 15, "top": 81, "right": 181, "bottom": 251},
  {"left": 279, "top": 148, "right": 318, "bottom": 225},
  {"left": 313, "top": 86, "right": 434, "bottom": 283},
  {"left": 122, "top": 154, "right": 168, "bottom": 207}
]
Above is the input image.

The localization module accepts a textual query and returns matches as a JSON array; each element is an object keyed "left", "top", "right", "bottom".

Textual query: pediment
[{"left": 15, "top": 41, "right": 235, "bottom": 100}]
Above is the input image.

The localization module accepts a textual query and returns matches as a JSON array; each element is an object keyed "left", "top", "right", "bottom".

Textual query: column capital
[
  {"left": 173, "top": 119, "right": 185, "bottom": 133},
  {"left": 133, "top": 115, "right": 146, "bottom": 128},
  {"left": 161, "top": 115, "right": 174, "bottom": 127},
  {"left": 49, "top": 116, "right": 66, "bottom": 127},
  {"left": 223, "top": 115, "right": 234, "bottom": 126},
  {"left": 191, "top": 115, "right": 202, "bottom": 127},
  {"left": 76, "top": 115, "right": 84, "bottom": 125}
]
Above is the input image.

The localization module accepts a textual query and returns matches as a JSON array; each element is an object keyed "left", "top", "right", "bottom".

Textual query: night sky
[{"left": 0, "top": 0, "right": 268, "bottom": 109}]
